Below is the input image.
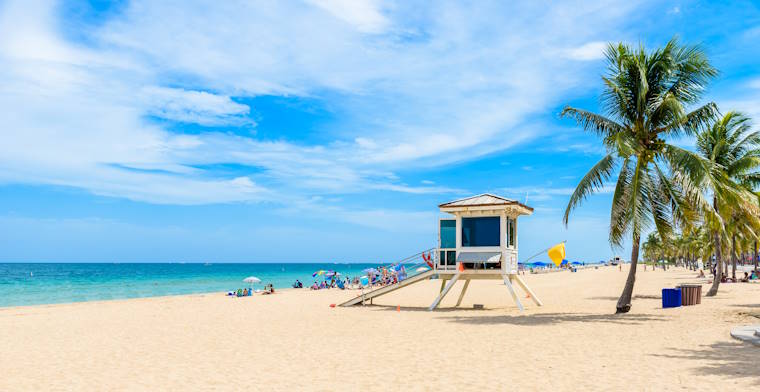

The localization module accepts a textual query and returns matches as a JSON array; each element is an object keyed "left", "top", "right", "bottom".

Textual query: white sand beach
[{"left": 1, "top": 265, "right": 759, "bottom": 391}]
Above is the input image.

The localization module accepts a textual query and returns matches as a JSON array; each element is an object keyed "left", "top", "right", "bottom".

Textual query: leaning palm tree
[
  {"left": 693, "top": 111, "right": 760, "bottom": 296},
  {"left": 562, "top": 37, "right": 719, "bottom": 313}
]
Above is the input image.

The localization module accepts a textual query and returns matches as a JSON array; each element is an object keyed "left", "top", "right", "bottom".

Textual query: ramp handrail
[{"left": 362, "top": 247, "right": 438, "bottom": 287}]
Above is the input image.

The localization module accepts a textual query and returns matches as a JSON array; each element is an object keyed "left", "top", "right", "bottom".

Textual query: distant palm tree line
[{"left": 561, "top": 36, "right": 760, "bottom": 313}]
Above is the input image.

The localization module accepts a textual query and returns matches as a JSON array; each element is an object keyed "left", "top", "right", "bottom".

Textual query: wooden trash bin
[{"left": 678, "top": 284, "right": 702, "bottom": 306}]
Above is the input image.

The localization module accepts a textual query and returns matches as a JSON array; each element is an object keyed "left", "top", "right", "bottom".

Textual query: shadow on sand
[
  {"left": 587, "top": 294, "right": 661, "bottom": 301},
  {"left": 364, "top": 304, "right": 669, "bottom": 325},
  {"left": 362, "top": 304, "right": 482, "bottom": 313},
  {"left": 437, "top": 312, "right": 668, "bottom": 326},
  {"left": 651, "top": 341, "right": 760, "bottom": 384},
  {"left": 731, "top": 303, "right": 760, "bottom": 309}
]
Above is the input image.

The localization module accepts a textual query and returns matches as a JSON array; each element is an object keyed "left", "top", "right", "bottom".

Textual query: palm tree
[
  {"left": 562, "top": 37, "right": 719, "bottom": 313},
  {"left": 692, "top": 111, "right": 760, "bottom": 296},
  {"left": 642, "top": 232, "right": 663, "bottom": 269}
]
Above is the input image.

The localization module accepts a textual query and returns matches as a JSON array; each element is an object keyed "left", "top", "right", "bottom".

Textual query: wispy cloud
[
  {"left": 564, "top": 41, "right": 607, "bottom": 61},
  {"left": 141, "top": 87, "right": 253, "bottom": 127},
  {"left": 0, "top": 0, "right": 639, "bottom": 207},
  {"left": 306, "top": 0, "right": 390, "bottom": 33},
  {"left": 501, "top": 184, "right": 614, "bottom": 202}
]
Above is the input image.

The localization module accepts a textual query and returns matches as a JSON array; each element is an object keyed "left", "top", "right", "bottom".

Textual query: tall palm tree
[
  {"left": 693, "top": 111, "right": 760, "bottom": 296},
  {"left": 642, "top": 232, "right": 663, "bottom": 268},
  {"left": 562, "top": 37, "right": 719, "bottom": 313}
]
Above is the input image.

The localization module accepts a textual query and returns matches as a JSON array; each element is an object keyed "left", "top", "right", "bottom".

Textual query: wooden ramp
[{"left": 339, "top": 270, "right": 435, "bottom": 307}]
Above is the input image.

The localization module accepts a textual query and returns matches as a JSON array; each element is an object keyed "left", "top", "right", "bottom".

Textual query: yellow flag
[{"left": 547, "top": 243, "right": 566, "bottom": 267}]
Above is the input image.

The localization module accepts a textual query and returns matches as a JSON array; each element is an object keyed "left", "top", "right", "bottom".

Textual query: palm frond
[{"left": 563, "top": 154, "right": 617, "bottom": 225}]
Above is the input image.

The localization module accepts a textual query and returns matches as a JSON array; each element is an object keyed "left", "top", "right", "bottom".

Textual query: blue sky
[{"left": 1, "top": 0, "right": 759, "bottom": 262}]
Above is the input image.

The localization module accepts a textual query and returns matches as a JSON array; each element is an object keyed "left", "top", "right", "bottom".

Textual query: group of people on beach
[
  {"left": 308, "top": 278, "right": 350, "bottom": 290},
  {"left": 703, "top": 268, "right": 759, "bottom": 283},
  {"left": 307, "top": 275, "right": 366, "bottom": 290},
  {"left": 296, "top": 264, "right": 410, "bottom": 291},
  {"left": 228, "top": 284, "right": 275, "bottom": 297},
  {"left": 366, "top": 264, "right": 408, "bottom": 287}
]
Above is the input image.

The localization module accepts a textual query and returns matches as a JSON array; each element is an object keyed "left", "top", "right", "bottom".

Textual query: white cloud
[
  {"left": 564, "top": 41, "right": 607, "bottom": 61},
  {"left": 720, "top": 91, "right": 760, "bottom": 129},
  {"left": 0, "top": 0, "right": 640, "bottom": 207},
  {"left": 141, "top": 87, "right": 252, "bottom": 126},
  {"left": 305, "top": 0, "right": 390, "bottom": 33},
  {"left": 501, "top": 184, "right": 615, "bottom": 202}
]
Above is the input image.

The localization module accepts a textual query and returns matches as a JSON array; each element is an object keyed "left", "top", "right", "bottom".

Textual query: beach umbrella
[
  {"left": 243, "top": 276, "right": 261, "bottom": 285},
  {"left": 571, "top": 261, "right": 582, "bottom": 265},
  {"left": 312, "top": 270, "right": 325, "bottom": 277},
  {"left": 325, "top": 270, "right": 337, "bottom": 277},
  {"left": 532, "top": 262, "right": 547, "bottom": 267}
]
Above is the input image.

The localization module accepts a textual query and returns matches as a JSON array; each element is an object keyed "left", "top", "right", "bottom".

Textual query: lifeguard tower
[{"left": 340, "top": 194, "right": 543, "bottom": 311}]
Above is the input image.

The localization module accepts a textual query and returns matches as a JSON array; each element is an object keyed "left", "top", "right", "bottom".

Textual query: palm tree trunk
[
  {"left": 755, "top": 240, "right": 758, "bottom": 275},
  {"left": 690, "top": 252, "right": 694, "bottom": 271},
  {"left": 724, "top": 252, "right": 729, "bottom": 276},
  {"left": 731, "top": 235, "right": 737, "bottom": 280},
  {"left": 707, "top": 230, "right": 722, "bottom": 296},
  {"left": 616, "top": 233, "right": 640, "bottom": 313},
  {"left": 660, "top": 252, "right": 664, "bottom": 271}
]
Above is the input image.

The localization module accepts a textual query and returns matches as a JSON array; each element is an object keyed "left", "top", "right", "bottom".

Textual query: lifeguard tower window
[
  {"left": 440, "top": 219, "right": 456, "bottom": 249},
  {"left": 461, "top": 217, "right": 500, "bottom": 247}
]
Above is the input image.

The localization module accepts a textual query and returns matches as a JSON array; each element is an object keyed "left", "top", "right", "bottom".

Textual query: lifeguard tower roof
[{"left": 439, "top": 193, "right": 533, "bottom": 215}]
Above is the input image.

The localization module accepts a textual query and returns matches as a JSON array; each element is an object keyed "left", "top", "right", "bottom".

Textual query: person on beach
[
  {"left": 741, "top": 272, "right": 749, "bottom": 282},
  {"left": 697, "top": 270, "right": 705, "bottom": 278}
]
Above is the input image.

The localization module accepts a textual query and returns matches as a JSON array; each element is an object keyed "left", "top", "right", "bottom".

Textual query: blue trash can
[{"left": 662, "top": 288, "right": 682, "bottom": 308}]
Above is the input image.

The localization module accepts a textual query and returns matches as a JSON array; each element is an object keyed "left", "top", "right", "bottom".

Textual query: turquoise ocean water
[{"left": 0, "top": 263, "right": 377, "bottom": 308}]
